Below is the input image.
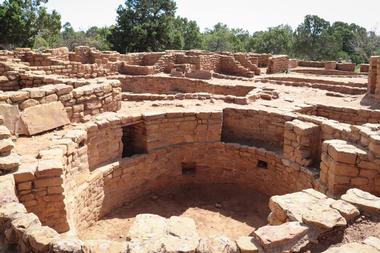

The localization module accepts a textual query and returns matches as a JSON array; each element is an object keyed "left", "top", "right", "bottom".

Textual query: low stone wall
[
  {"left": 13, "top": 149, "right": 69, "bottom": 233},
  {"left": 267, "top": 55, "right": 289, "bottom": 74},
  {"left": 234, "top": 53, "right": 260, "bottom": 75},
  {"left": 259, "top": 77, "right": 367, "bottom": 95},
  {"left": 297, "top": 104, "right": 380, "bottom": 125},
  {"left": 0, "top": 80, "right": 121, "bottom": 129},
  {"left": 284, "top": 120, "right": 320, "bottom": 167},
  {"left": 336, "top": 63, "right": 356, "bottom": 72},
  {"left": 222, "top": 108, "right": 294, "bottom": 150},
  {"left": 298, "top": 60, "right": 325, "bottom": 68},
  {"left": 119, "top": 63, "right": 155, "bottom": 75},
  {"left": 292, "top": 68, "right": 361, "bottom": 76},
  {"left": 118, "top": 75, "right": 254, "bottom": 96},
  {"left": 219, "top": 55, "right": 255, "bottom": 78},
  {"left": 121, "top": 92, "right": 249, "bottom": 105},
  {"left": 360, "top": 64, "right": 369, "bottom": 73},
  {"left": 86, "top": 111, "right": 222, "bottom": 170},
  {"left": 250, "top": 53, "right": 271, "bottom": 67},
  {"left": 31, "top": 62, "right": 119, "bottom": 78}
]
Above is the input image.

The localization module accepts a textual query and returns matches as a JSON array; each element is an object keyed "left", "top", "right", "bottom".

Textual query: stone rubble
[{"left": 0, "top": 116, "right": 20, "bottom": 175}]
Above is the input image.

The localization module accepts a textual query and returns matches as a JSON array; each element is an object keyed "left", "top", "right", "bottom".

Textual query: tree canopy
[
  {"left": 250, "top": 25, "right": 294, "bottom": 55},
  {"left": 0, "top": 0, "right": 61, "bottom": 48},
  {"left": 108, "top": 0, "right": 178, "bottom": 53}
]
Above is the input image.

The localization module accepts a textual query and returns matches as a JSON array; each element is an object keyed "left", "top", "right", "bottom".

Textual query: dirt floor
[
  {"left": 305, "top": 216, "right": 380, "bottom": 253},
  {"left": 78, "top": 184, "right": 270, "bottom": 241}
]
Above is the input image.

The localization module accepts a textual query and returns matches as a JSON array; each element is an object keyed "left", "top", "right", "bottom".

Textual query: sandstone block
[
  {"left": 0, "top": 138, "right": 15, "bottom": 154},
  {"left": 0, "top": 104, "right": 21, "bottom": 134},
  {"left": 301, "top": 200, "right": 347, "bottom": 230},
  {"left": 49, "top": 238, "right": 84, "bottom": 253},
  {"left": 236, "top": 236, "right": 260, "bottom": 253},
  {"left": 364, "top": 237, "right": 380, "bottom": 251},
  {"left": 322, "top": 242, "right": 379, "bottom": 253},
  {"left": 341, "top": 188, "right": 380, "bottom": 216},
  {"left": 10, "top": 213, "right": 41, "bottom": 240},
  {"left": 0, "top": 125, "right": 11, "bottom": 139},
  {"left": 34, "top": 177, "right": 63, "bottom": 188},
  {"left": 326, "top": 140, "right": 366, "bottom": 164},
  {"left": 0, "top": 152, "right": 20, "bottom": 173},
  {"left": 197, "top": 236, "right": 239, "bottom": 253},
  {"left": 253, "top": 222, "right": 311, "bottom": 253},
  {"left": 19, "top": 99, "right": 39, "bottom": 110},
  {"left": 0, "top": 202, "right": 27, "bottom": 228},
  {"left": 330, "top": 200, "right": 360, "bottom": 221},
  {"left": 25, "top": 225, "right": 60, "bottom": 252},
  {"left": 20, "top": 101, "right": 70, "bottom": 135},
  {"left": 83, "top": 240, "right": 128, "bottom": 253}
]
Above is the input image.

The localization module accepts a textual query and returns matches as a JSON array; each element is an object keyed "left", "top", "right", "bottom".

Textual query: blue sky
[{"left": 45, "top": 0, "right": 379, "bottom": 33}]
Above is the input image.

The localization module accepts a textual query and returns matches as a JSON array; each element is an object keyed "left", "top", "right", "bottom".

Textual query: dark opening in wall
[
  {"left": 79, "top": 140, "right": 85, "bottom": 148},
  {"left": 257, "top": 160, "right": 268, "bottom": 169},
  {"left": 122, "top": 123, "right": 147, "bottom": 158},
  {"left": 182, "top": 162, "right": 196, "bottom": 176}
]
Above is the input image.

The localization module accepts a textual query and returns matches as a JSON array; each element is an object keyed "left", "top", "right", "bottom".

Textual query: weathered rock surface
[
  {"left": 49, "top": 238, "right": 84, "bottom": 253},
  {"left": 301, "top": 199, "right": 347, "bottom": 230},
  {"left": 20, "top": 101, "right": 70, "bottom": 135},
  {"left": 341, "top": 188, "right": 380, "bottom": 216},
  {"left": 0, "top": 175, "right": 18, "bottom": 205},
  {"left": 0, "top": 125, "right": 11, "bottom": 139},
  {"left": 253, "top": 222, "right": 312, "bottom": 253},
  {"left": 0, "top": 152, "right": 20, "bottom": 174},
  {"left": 83, "top": 240, "right": 127, "bottom": 253},
  {"left": 330, "top": 200, "right": 360, "bottom": 221},
  {"left": 322, "top": 242, "right": 380, "bottom": 253},
  {"left": 127, "top": 214, "right": 200, "bottom": 253},
  {"left": 0, "top": 138, "right": 15, "bottom": 153},
  {"left": 269, "top": 189, "right": 346, "bottom": 231},
  {"left": 0, "top": 202, "right": 27, "bottom": 228},
  {"left": 236, "top": 236, "right": 260, "bottom": 253},
  {"left": 197, "top": 236, "right": 238, "bottom": 253},
  {"left": 0, "top": 104, "right": 20, "bottom": 134},
  {"left": 364, "top": 237, "right": 380, "bottom": 251},
  {"left": 24, "top": 225, "right": 60, "bottom": 252},
  {"left": 9, "top": 213, "right": 41, "bottom": 242}
]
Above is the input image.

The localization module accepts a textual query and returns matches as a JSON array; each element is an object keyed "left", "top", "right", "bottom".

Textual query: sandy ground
[
  {"left": 13, "top": 127, "right": 70, "bottom": 157},
  {"left": 306, "top": 216, "right": 380, "bottom": 252},
  {"left": 78, "top": 184, "right": 270, "bottom": 241}
]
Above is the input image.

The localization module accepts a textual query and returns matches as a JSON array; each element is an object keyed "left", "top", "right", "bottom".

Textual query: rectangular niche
[
  {"left": 182, "top": 162, "right": 197, "bottom": 176},
  {"left": 122, "top": 122, "right": 147, "bottom": 158}
]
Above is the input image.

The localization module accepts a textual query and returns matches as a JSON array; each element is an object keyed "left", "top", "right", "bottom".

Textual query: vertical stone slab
[
  {"left": 20, "top": 102, "right": 70, "bottom": 136},
  {"left": 0, "top": 104, "right": 20, "bottom": 134},
  {"left": 369, "top": 56, "right": 380, "bottom": 95}
]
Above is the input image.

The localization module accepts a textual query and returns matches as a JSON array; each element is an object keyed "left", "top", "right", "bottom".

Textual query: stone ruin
[{"left": 0, "top": 46, "right": 379, "bottom": 253}]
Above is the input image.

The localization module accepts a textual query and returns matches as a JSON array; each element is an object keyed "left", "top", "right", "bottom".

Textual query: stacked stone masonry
[{"left": 0, "top": 48, "right": 380, "bottom": 253}]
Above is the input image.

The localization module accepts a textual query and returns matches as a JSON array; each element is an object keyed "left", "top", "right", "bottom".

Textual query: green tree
[
  {"left": 108, "top": 0, "right": 177, "bottom": 53},
  {"left": 250, "top": 25, "right": 294, "bottom": 55},
  {"left": 56, "top": 22, "right": 87, "bottom": 50},
  {"left": 171, "top": 17, "right": 202, "bottom": 50},
  {"left": 0, "top": 0, "right": 61, "bottom": 48},
  {"left": 293, "top": 15, "right": 340, "bottom": 60},
  {"left": 86, "top": 26, "right": 112, "bottom": 51},
  {"left": 203, "top": 23, "right": 247, "bottom": 52}
]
